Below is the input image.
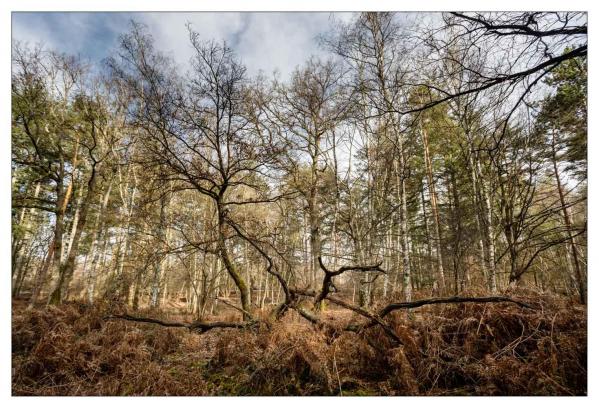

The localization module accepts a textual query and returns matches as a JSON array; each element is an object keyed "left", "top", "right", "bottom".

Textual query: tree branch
[
  {"left": 389, "top": 44, "right": 587, "bottom": 116},
  {"left": 106, "top": 313, "right": 256, "bottom": 333},
  {"left": 377, "top": 295, "right": 534, "bottom": 319},
  {"left": 315, "top": 256, "right": 384, "bottom": 306}
]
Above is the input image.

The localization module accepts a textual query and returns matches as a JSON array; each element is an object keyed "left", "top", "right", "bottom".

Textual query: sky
[
  {"left": 11, "top": 11, "right": 359, "bottom": 174},
  {"left": 12, "top": 12, "right": 356, "bottom": 79}
]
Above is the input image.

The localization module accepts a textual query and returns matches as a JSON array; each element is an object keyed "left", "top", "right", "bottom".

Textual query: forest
[{"left": 11, "top": 12, "right": 587, "bottom": 396}]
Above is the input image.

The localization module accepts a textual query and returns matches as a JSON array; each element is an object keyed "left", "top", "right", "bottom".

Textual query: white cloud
[
  {"left": 234, "top": 13, "right": 330, "bottom": 78},
  {"left": 135, "top": 12, "right": 341, "bottom": 79},
  {"left": 234, "top": 12, "right": 356, "bottom": 78},
  {"left": 136, "top": 12, "right": 246, "bottom": 67},
  {"left": 12, "top": 12, "right": 358, "bottom": 80}
]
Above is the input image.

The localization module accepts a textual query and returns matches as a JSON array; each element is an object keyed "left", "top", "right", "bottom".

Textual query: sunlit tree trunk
[
  {"left": 420, "top": 122, "right": 445, "bottom": 291},
  {"left": 47, "top": 131, "right": 80, "bottom": 305},
  {"left": 398, "top": 151, "right": 412, "bottom": 302},
  {"left": 476, "top": 158, "right": 497, "bottom": 293},
  {"left": 86, "top": 181, "right": 112, "bottom": 304},
  {"left": 150, "top": 191, "right": 169, "bottom": 308},
  {"left": 115, "top": 168, "right": 137, "bottom": 300},
  {"left": 551, "top": 131, "right": 585, "bottom": 304}
]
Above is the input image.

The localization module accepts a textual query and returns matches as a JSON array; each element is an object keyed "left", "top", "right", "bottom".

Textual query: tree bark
[
  {"left": 421, "top": 122, "right": 446, "bottom": 290},
  {"left": 150, "top": 190, "right": 169, "bottom": 308},
  {"left": 551, "top": 131, "right": 585, "bottom": 304},
  {"left": 86, "top": 181, "right": 112, "bottom": 304},
  {"left": 216, "top": 199, "right": 251, "bottom": 320}
]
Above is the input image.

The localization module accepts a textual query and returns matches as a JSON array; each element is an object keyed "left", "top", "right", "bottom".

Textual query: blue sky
[{"left": 12, "top": 12, "right": 355, "bottom": 78}]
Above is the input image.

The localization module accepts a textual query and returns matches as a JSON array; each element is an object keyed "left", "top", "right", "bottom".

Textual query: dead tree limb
[
  {"left": 449, "top": 12, "right": 587, "bottom": 38},
  {"left": 357, "top": 296, "right": 534, "bottom": 332},
  {"left": 385, "top": 42, "right": 587, "bottom": 116},
  {"left": 105, "top": 294, "right": 532, "bottom": 343},
  {"left": 294, "top": 289, "right": 532, "bottom": 343},
  {"left": 290, "top": 303, "right": 381, "bottom": 344},
  {"left": 376, "top": 295, "right": 534, "bottom": 318},
  {"left": 293, "top": 288, "right": 402, "bottom": 344},
  {"left": 106, "top": 314, "right": 256, "bottom": 333}
]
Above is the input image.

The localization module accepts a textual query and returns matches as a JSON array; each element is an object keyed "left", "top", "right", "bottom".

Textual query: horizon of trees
[{"left": 11, "top": 12, "right": 587, "bottom": 323}]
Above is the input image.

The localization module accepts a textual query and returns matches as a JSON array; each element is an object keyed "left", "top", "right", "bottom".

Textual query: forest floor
[{"left": 12, "top": 289, "right": 587, "bottom": 396}]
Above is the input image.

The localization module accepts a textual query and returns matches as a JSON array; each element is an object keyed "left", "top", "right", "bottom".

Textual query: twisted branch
[{"left": 315, "top": 256, "right": 385, "bottom": 307}]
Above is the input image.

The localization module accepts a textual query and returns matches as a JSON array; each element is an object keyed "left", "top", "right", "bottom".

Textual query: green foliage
[{"left": 537, "top": 49, "right": 587, "bottom": 172}]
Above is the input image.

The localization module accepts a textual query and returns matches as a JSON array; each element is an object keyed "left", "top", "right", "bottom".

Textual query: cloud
[
  {"left": 136, "top": 12, "right": 246, "bottom": 67},
  {"left": 11, "top": 12, "right": 357, "bottom": 79},
  {"left": 234, "top": 13, "right": 326, "bottom": 78},
  {"left": 134, "top": 12, "right": 356, "bottom": 78},
  {"left": 12, "top": 12, "right": 130, "bottom": 62},
  {"left": 12, "top": 13, "right": 57, "bottom": 50}
]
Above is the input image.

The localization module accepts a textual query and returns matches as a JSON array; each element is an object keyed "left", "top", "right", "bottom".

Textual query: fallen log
[
  {"left": 358, "top": 295, "right": 534, "bottom": 332},
  {"left": 106, "top": 313, "right": 256, "bottom": 333},
  {"left": 377, "top": 295, "right": 534, "bottom": 317},
  {"left": 105, "top": 295, "right": 533, "bottom": 339}
]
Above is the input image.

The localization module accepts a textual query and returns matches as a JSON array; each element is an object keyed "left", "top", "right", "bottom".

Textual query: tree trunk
[
  {"left": 86, "top": 181, "right": 112, "bottom": 304},
  {"left": 49, "top": 161, "right": 99, "bottom": 304},
  {"left": 477, "top": 159, "right": 497, "bottom": 293},
  {"left": 308, "top": 145, "right": 321, "bottom": 293},
  {"left": 46, "top": 177, "right": 68, "bottom": 305},
  {"left": 551, "top": 131, "right": 585, "bottom": 304},
  {"left": 216, "top": 199, "right": 251, "bottom": 320},
  {"left": 12, "top": 182, "right": 41, "bottom": 292},
  {"left": 399, "top": 150, "right": 412, "bottom": 302},
  {"left": 467, "top": 150, "right": 489, "bottom": 285},
  {"left": 420, "top": 181, "right": 435, "bottom": 291},
  {"left": 421, "top": 123, "right": 445, "bottom": 290},
  {"left": 150, "top": 191, "right": 168, "bottom": 308}
]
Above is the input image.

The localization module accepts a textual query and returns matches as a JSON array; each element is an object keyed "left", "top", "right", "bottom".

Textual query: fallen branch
[
  {"left": 359, "top": 296, "right": 534, "bottom": 332},
  {"left": 106, "top": 314, "right": 256, "bottom": 333},
  {"left": 293, "top": 288, "right": 402, "bottom": 344},
  {"left": 290, "top": 303, "right": 366, "bottom": 341},
  {"left": 377, "top": 295, "right": 534, "bottom": 318},
  {"left": 107, "top": 295, "right": 531, "bottom": 341},
  {"left": 293, "top": 290, "right": 533, "bottom": 343}
]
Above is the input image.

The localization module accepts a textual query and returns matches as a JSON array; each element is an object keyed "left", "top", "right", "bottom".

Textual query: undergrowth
[{"left": 12, "top": 290, "right": 586, "bottom": 396}]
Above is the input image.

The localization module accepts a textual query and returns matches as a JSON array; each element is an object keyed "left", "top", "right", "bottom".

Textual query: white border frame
[{"left": 2, "top": 1, "right": 595, "bottom": 407}]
